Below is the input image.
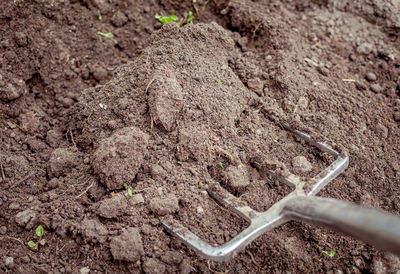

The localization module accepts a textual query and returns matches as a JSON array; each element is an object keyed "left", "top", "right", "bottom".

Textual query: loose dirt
[{"left": 1, "top": 0, "right": 400, "bottom": 273}]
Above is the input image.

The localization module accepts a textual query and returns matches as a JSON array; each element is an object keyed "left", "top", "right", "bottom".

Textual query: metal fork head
[{"left": 163, "top": 128, "right": 349, "bottom": 261}]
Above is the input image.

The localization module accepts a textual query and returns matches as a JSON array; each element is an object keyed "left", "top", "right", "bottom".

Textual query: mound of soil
[{"left": 1, "top": 0, "right": 400, "bottom": 273}]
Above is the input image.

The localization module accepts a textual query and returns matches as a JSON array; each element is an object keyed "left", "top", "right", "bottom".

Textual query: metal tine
[{"left": 207, "top": 190, "right": 258, "bottom": 222}]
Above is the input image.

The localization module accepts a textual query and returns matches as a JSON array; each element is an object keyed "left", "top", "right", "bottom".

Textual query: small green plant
[
  {"left": 218, "top": 80, "right": 223, "bottom": 85},
  {"left": 149, "top": 178, "right": 155, "bottom": 183},
  {"left": 155, "top": 11, "right": 194, "bottom": 26},
  {"left": 155, "top": 14, "right": 179, "bottom": 25},
  {"left": 98, "top": 32, "right": 118, "bottom": 44},
  {"left": 218, "top": 162, "right": 224, "bottom": 169},
  {"left": 27, "top": 225, "right": 46, "bottom": 250},
  {"left": 123, "top": 183, "right": 133, "bottom": 196},
  {"left": 322, "top": 250, "right": 335, "bottom": 257},
  {"left": 98, "top": 15, "right": 103, "bottom": 20}
]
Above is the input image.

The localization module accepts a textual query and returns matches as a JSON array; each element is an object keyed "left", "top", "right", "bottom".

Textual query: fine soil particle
[{"left": 1, "top": 0, "right": 400, "bottom": 273}]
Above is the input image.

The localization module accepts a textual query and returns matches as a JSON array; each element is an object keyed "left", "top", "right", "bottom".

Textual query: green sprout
[
  {"left": 98, "top": 32, "right": 118, "bottom": 44},
  {"left": 186, "top": 11, "right": 194, "bottom": 23},
  {"left": 155, "top": 14, "right": 179, "bottom": 25},
  {"left": 28, "top": 225, "right": 46, "bottom": 250},
  {"left": 218, "top": 162, "right": 224, "bottom": 168},
  {"left": 218, "top": 81, "right": 223, "bottom": 85},
  {"left": 98, "top": 15, "right": 103, "bottom": 20},
  {"left": 149, "top": 178, "right": 155, "bottom": 183},
  {"left": 155, "top": 12, "right": 195, "bottom": 26},
  {"left": 322, "top": 250, "right": 335, "bottom": 257},
  {"left": 123, "top": 183, "right": 133, "bottom": 196}
]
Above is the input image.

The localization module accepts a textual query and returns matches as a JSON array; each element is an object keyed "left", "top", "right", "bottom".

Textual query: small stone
[
  {"left": 224, "top": 165, "right": 250, "bottom": 191},
  {"left": 160, "top": 251, "right": 183, "bottom": 265},
  {"left": 365, "top": 72, "right": 377, "bottom": 82},
  {"left": 0, "top": 226, "right": 7, "bottom": 234},
  {"left": 370, "top": 84, "right": 383, "bottom": 93},
  {"left": 9, "top": 202, "right": 20, "bottom": 210},
  {"left": 14, "top": 32, "right": 28, "bottom": 47},
  {"left": 247, "top": 78, "right": 263, "bottom": 96},
  {"left": 393, "top": 111, "right": 400, "bottom": 122},
  {"left": 15, "top": 209, "right": 36, "bottom": 227},
  {"left": 297, "top": 96, "right": 308, "bottom": 110},
  {"left": 111, "top": 11, "right": 128, "bottom": 27},
  {"left": 21, "top": 256, "right": 30, "bottom": 263},
  {"left": 179, "top": 258, "right": 194, "bottom": 274},
  {"left": 355, "top": 82, "right": 366, "bottom": 91},
  {"left": 292, "top": 156, "right": 312, "bottom": 173},
  {"left": 0, "top": 83, "right": 24, "bottom": 101},
  {"left": 92, "top": 66, "right": 108, "bottom": 81},
  {"left": 149, "top": 195, "right": 179, "bottom": 216},
  {"left": 317, "top": 66, "right": 329, "bottom": 76},
  {"left": 5, "top": 257, "right": 14, "bottom": 268},
  {"left": 130, "top": 194, "right": 144, "bottom": 205},
  {"left": 80, "top": 267, "right": 90, "bottom": 274},
  {"left": 356, "top": 42, "right": 373, "bottom": 55},
  {"left": 196, "top": 206, "right": 204, "bottom": 215},
  {"left": 110, "top": 227, "right": 144, "bottom": 262},
  {"left": 375, "top": 123, "right": 388, "bottom": 138},
  {"left": 143, "top": 258, "right": 166, "bottom": 274},
  {"left": 96, "top": 193, "right": 128, "bottom": 218},
  {"left": 59, "top": 97, "right": 75, "bottom": 108},
  {"left": 237, "top": 36, "right": 248, "bottom": 51},
  {"left": 83, "top": 157, "right": 90, "bottom": 164}
]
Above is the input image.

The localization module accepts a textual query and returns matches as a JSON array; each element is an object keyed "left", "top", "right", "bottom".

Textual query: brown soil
[{"left": 1, "top": 0, "right": 400, "bottom": 273}]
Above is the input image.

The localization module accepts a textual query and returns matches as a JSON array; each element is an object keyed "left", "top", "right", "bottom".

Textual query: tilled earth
[{"left": 1, "top": 0, "right": 400, "bottom": 273}]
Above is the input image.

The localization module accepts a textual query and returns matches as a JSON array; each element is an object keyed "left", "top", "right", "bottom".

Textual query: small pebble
[
  {"left": 9, "top": 202, "right": 20, "bottom": 210},
  {"left": 365, "top": 72, "right": 377, "bottom": 82},
  {"left": 196, "top": 206, "right": 204, "bottom": 215},
  {"left": 292, "top": 156, "right": 312, "bottom": 173},
  {"left": 111, "top": 11, "right": 128, "bottom": 27},
  {"left": 92, "top": 66, "right": 108, "bottom": 81},
  {"left": 80, "top": 267, "right": 90, "bottom": 274},
  {"left": 247, "top": 78, "right": 263, "bottom": 96},
  {"left": 0, "top": 226, "right": 7, "bottom": 234},
  {"left": 5, "top": 257, "right": 14, "bottom": 268},
  {"left": 393, "top": 111, "right": 400, "bottom": 122},
  {"left": 370, "top": 84, "right": 383, "bottom": 93},
  {"left": 317, "top": 66, "right": 329, "bottom": 76},
  {"left": 355, "top": 82, "right": 366, "bottom": 91},
  {"left": 356, "top": 42, "right": 373, "bottom": 55},
  {"left": 21, "top": 255, "right": 30, "bottom": 263},
  {"left": 83, "top": 157, "right": 90, "bottom": 164}
]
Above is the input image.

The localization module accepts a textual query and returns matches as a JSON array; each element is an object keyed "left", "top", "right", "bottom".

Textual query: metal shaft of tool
[{"left": 283, "top": 196, "right": 400, "bottom": 256}]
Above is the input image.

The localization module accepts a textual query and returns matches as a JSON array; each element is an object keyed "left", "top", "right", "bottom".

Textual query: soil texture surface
[{"left": 1, "top": 0, "right": 400, "bottom": 273}]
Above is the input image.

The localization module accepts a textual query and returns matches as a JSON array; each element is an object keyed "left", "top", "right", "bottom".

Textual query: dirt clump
[{"left": 110, "top": 227, "right": 144, "bottom": 262}]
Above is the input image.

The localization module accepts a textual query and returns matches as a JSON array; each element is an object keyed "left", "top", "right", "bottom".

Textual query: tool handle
[{"left": 283, "top": 196, "right": 400, "bottom": 256}]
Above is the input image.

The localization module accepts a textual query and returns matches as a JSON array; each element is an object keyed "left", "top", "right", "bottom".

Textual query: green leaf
[
  {"left": 36, "top": 225, "right": 44, "bottom": 239},
  {"left": 98, "top": 32, "right": 113, "bottom": 38},
  {"left": 127, "top": 187, "right": 133, "bottom": 197},
  {"left": 186, "top": 11, "right": 194, "bottom": 23},
  {"left": 218, "top": 162, "right": 223, "bottom": 168},
  {"left": 149, "top": 178, "right": 155, "bottom": 183},
  {"left": 322, "top": 250, "right": 335, "bottom": 257},
  {"left": 98, "top": 15, "right": 102, "bottom": 20},
  {"left": 155, "top": 14, "right": 179, "bottom": 25},
  {"left": 98, "top": 32, "right": 118, "bottom": 44},
  {"left": 218, "top": 81, "right": 223, "bottom": 85},
  {"left": 123, "top": 183, "right": 128, "bottom": 189},
  {"left": 27, "top": 240, "right": 37, "bottom": 248}
]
